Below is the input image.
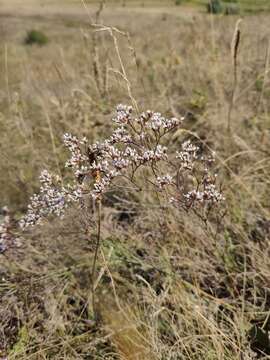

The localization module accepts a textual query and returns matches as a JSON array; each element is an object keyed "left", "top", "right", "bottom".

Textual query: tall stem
[
  {"left": 91, "top": 198, "right": 102, "bottom": 322},
  {"left": 228, "top": 19, "right": 241, "bottom": 133}
]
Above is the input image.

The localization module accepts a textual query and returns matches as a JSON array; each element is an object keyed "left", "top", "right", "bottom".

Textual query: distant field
[
  {"left": 0, "top": 0, "right": 269, "bottom": 17},
  {"left": 1, "top": 0, "right": 269, "bottom": 11},
  {"left": 188, "top": 0, "right": 270, "bottom": 12}
]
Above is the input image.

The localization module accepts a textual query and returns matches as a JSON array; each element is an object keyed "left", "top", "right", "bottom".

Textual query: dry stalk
[
  {"left": 93, "top": 24, "right": 139, "bottom": 114},
  {"left": 92, "top": 1, "right": 106, "bottom": 96},
  {"left": 95, "top": 0, "right": 105, "bottom": 23},
  {"left": 92, "top": 34, "right": 103, "bottom": 95},
  {"left": 256, "top": 40, "right": 270, "bottom": 115},
  {"left": 227, "top": 19, "right": 242, "bottom": 133},
  {"left": 4, "top": 44, "right": 11, "bottom": 108},
  {"left": 103, "top": 58, "right": 109, "bottom": 96},
  {"left": 126, "top": 32, "right": 147, "bottom": 98}
]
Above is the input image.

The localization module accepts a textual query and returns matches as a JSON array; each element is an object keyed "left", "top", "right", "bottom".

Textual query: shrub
[
  {"left": 24, "top": 30, "right": 48, "bottom": 46},
  {"left": 207, "top": 0, "right": 223, "bottom": 14},
  {"left": 175, "top": 0, "right": 182, "bottom": 5}
]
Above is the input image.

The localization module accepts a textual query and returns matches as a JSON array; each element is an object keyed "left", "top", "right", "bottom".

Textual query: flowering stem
[{"left": 91, "top": 198, "right": 102, "bottom": 322}]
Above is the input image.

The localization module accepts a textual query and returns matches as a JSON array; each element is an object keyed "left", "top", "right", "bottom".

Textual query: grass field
[{"left": 1, "top": 0, "right": 270, "bottom": 359}]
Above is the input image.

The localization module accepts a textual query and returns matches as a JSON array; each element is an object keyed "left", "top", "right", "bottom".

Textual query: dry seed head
[{"left": 231, "top": 19, "right": 242, "bottom": 65}]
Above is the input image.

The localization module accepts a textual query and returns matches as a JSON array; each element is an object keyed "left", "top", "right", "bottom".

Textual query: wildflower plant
[
  {"left": 20, "top": 104, "right": 224, "bottom": 229},
  {"left": 16, "top": 104, "right": 224, "bottom": 319}
]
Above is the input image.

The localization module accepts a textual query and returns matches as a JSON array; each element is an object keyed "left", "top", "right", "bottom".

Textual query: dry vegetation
[{"left": 1, "top": 0, "right": 270, "bottom": 359}]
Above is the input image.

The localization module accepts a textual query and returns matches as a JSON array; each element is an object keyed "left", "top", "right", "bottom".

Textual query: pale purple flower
[
  {"left": 113, "top": 104, "right": 133, "bottom": 124},
  {"left": 157, "top": 174, "right": 173, "bottom": 190},
  {"left": 176, "top": 140, "right": 199, "bottom": 170},
  {"left": 109, "top": 127, "right": 132, "bottom": 144}
]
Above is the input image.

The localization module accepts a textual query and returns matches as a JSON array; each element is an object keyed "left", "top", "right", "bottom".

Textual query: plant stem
[{"left": 91, "top": 198, "right": 102, "bottom": 322}]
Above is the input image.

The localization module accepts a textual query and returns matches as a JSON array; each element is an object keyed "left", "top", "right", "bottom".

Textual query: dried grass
[{"left": 1, "top": 1, "right": 270, "bottom": 359}]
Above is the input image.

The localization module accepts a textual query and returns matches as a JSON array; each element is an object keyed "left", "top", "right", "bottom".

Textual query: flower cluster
[
  {"left": 171, "top": 167, "right": 224, "bottom": 210},
  {"left": 184, "top": 185, "right": 225, "bottom": 204},
  {"left": 146, "top": 112, "right": 180, "bottom": 131},
  {"left": 20, "top": 104, "right": 224, "bottom": 229},
  {"left": 20, "top": 170, "right": 82, "bottom": 229},
  {"left": 176, "top": 140, "right": 199, "bottom": 170},
  {"left": 63, "top": 133, "right": 89, "bottom": 179},
  {"left": 157, "top": 175, "right": 173, "bottom": 190},
  {"left": 113, "top": 104, "right": 133, "bottom": 124}
]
